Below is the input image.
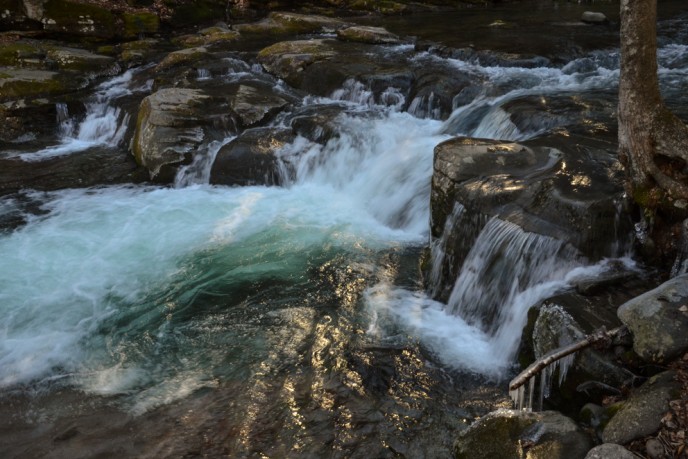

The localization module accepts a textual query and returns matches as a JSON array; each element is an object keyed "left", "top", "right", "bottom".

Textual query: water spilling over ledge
[{"left": 0, "top": 3, "right": 687, "bottom": 457}]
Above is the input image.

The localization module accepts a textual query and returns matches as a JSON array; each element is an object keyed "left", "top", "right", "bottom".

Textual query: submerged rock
[
  {"left": 453, "top": 409, "right": 593, "bottom": 459},
  {"left": 617, "top": 274, "right": 688, "bottom": 363}
]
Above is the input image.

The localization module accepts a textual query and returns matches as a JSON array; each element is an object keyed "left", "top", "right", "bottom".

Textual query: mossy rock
[
  {"left": 168, "top": 0, "right": 225, "bottom": 28},
  {"left": 0, "top": 67, "right": 78, "bottom": 101},
  {"left": 44, "top": 46, "right": 116, "bottom": 74},
  {"left": 172, "top": 26, "right": 239, "bottom": 49},
  {"left": 122, "top": 12, "right": 160, "bottom": 39},
  {"left": 336, "top": 25, "right": 400, "bottom": 44},
  {"left": 42, "top": 0, "right": 116, "bottom": 38},
  {"left": 235, "top": 12, "right": 346, "bottom": 36},
  {"left": 118, "top": 38, "right": 159, "bottom": 66},
  {"left": 155, "top": 46, "right": 208, "bottom": 72},
  {"left": 349, "top": 0, "right": 408, "bottom": 15},
  {"left": 454, "top": 409, "right": 593, "bottom": 459},
  {"left": 0, "top": 41, "right": 44, "bottom": 67},
  {"left": 257, "top": 39, "right": 337, "bottom": 86}
]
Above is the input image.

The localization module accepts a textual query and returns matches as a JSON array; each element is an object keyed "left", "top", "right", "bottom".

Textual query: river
[{"left": 1, "top": 2, "right": 687, "bottom": 457}]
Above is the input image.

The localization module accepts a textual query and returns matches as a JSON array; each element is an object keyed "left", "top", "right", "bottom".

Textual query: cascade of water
[
  {"left": 427, "top": 203, "right": 465, "bottom": 297},
  {"left": 174, "top": 138, "right": 234, "bottom": 187},
  {"left": 446, "top": 218, "right": 580, "bottom": 326},
  {"left": 328, "top": 79, "right": 405, "bottom": 111},
  {"left": 276, "top": 111, "right": 448, "bottom": 235},
  {"left": 197, "top": 68, "right": 211, "bottom": 80},
  {"left": 331, "top": 79, "right": 375, "bottom": 106},
  {"left": 55, "top": 102, "right": 74, "bottom": 138},
  {"left": 18, "top": 69, "right": 140, "bottom": 161},
  {"left": 407, "top": 92, "right": 441, "bottom": 120}
]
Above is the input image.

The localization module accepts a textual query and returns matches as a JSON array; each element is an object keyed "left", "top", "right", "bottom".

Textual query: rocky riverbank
[{"left": 2, "top": 1, "right": 688, "bottom": 458}]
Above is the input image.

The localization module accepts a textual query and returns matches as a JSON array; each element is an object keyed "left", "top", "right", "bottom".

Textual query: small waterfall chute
[{"left": 17, "top": 69, "right": 140, "bottom": 161}]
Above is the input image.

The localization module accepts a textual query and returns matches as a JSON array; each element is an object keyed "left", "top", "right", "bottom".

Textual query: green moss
[
  {"left": 43, "top": 0, "right": 116, "bottom": 38},
  {"left": 257, "top": 40, "right": 331, "bottom": 59},
  {"left": 122, "top": 12, "right": 160, "bottom": 38},
  {"left": 0, "top": 42, "right": 42, "bottom": 66},
  {"left": 132, "top": 97, "right": 152, "bottom": 166},
  {"left": 97, "top": 45, "right": 117, "bottom": 55},
  {"left": 155, "top": 47, "right": 208, "bottom": 71},
  {"left": 349, "top": 0, "right": 407, "bottom": 14},
  {"left": 0, "top": 74, "right": 66, "bottom": 101},
  {"left": 172, "top": 29, "right": 239, "bottom": 48},
  {"left": 169, "top": 1, "right": 224, "bottom": 27}
]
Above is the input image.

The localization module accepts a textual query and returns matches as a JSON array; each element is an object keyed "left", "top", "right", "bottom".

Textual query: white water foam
[
  {"left": 1, "top": 108, "right": 448, "bottom": 394},
  {"left": 366, "top": 257, "right": 637, "bottom": 378},
  {"left": 18, "top": 70, "right": 141, "bottom": 161},
  {"left": 278, "top": 111, "right": 449, "bottom": 235}
]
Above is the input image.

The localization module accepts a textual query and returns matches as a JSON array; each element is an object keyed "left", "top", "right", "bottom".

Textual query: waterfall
[
  {"left": 174, "top": 138, "right": 234, "bottom": 187},
  {"left": 427, "top": 202, "right": 465, "bottom": 297},
  {"left": 17, "top": 69, "right": 141, "bottom": 161},
  {"left": 197, "top": 68, "right": 211, "bottom": 80}
]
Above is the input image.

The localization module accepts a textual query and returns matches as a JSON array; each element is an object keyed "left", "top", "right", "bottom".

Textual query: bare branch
[{"left": 508, "top": 325, "right": 627, "bottom": 392}]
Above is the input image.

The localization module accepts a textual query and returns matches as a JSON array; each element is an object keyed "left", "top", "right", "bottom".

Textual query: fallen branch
[{"left": 509, "top": 325, "right": 627, "bottom": 392}]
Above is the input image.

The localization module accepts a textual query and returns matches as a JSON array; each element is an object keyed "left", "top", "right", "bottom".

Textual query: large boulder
[
  {"left": 428, "top": 134, "right": 632, "bottom": 301},
  {"left": 453, "top": 409, "right": 593, "bottom": 459},
  {"left": 209, "top": 127, "right": 295, "bottom": 187},
  {"left": 257, "top": 38, "right": 413, "bottom": 100},
  {"left": 617, "top": 274, "right": 688, "bottom": 363},
  {"left": 132, "top": 87, "right": 214, "bottom": 179},
  {"left": 257, "top": 39, "right": 338, "bottom": 89},
  {"left": 601, "top": 371, "right": 681, "bottom": 444},
  {"left": 132, "top": 76, "right": 294, "bottom": 181}
]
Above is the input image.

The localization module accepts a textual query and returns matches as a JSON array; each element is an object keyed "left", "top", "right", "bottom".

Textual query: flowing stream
[{"left": 1, "top": 5, "right": 688, "bottom": 457}]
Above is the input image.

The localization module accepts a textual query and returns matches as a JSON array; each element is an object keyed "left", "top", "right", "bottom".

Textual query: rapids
[{"left": 1, "top": 3, "right": 688, "bottom": 457}]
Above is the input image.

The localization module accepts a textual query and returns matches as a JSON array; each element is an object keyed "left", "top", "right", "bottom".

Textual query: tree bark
[{"left": 618, "top": 0, "right": 688, "bottom": 203}]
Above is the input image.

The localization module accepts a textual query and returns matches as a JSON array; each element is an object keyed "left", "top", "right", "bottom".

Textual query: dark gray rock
[
  {"left": 617, "top": 274, "right": 688, "bottom": 363},
  {"left": 209, "top": 127, "right": 294, "bottom": 187},
  {"left": 132, "top": 87, "right": 215, "bottom": 178},
  {"left": 428, "top": 134, "right": 632, "bottom": 301}
]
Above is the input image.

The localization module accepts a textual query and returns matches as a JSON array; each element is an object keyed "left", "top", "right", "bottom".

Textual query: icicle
[{"left": 527, "top": 376, "right": 535, "bottom": 412}]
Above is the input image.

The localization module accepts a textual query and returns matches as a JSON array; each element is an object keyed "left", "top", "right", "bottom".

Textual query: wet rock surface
[
  {"left": 429, "top": 134, "right": 631, "bottom": 298},
  {"left": 210, "top": 126, "right": 294, "bottom": 186},
  {"left": 453, "top": 409, "right": 594, "bottom": 459}
]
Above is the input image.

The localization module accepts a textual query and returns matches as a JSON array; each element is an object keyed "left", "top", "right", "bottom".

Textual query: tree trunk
[{"left": 618, "top": 0, "right": 688, "bottom": 204}]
